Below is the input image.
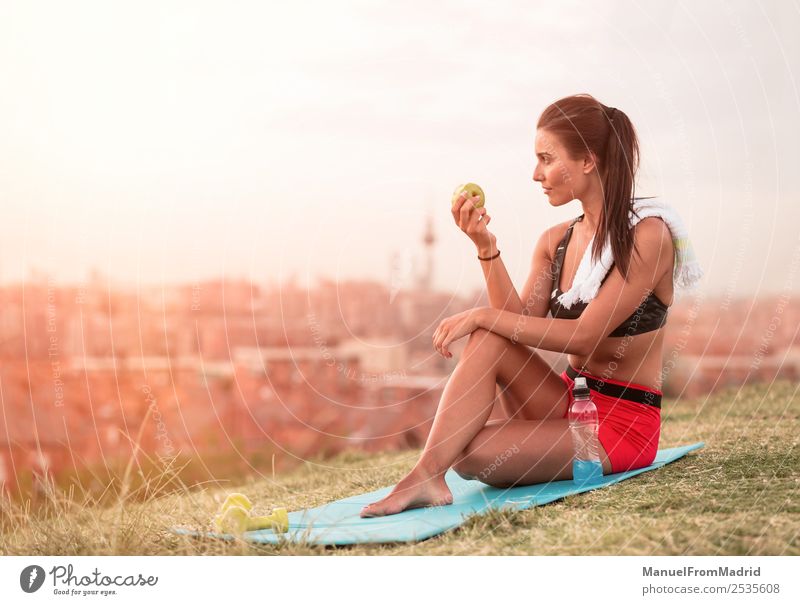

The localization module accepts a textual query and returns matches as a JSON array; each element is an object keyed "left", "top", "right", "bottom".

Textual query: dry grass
[{"left": 1, "top": 380, "right": 797, "bottom": 555}]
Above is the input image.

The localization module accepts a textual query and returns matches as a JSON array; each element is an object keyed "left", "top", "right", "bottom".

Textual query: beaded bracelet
[{"left": 478, "top": 249, "right": 501, "bottom": 261}]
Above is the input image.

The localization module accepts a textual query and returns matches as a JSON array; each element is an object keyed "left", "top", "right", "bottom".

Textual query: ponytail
[{"left": 595, "top": 104, "right": 640, "bottom": 279}]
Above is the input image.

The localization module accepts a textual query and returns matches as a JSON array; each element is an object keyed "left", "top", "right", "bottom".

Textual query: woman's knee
[
  {"left": 452, "top": 425, "right": 502, "bottom": 480},
  {"left": 453, "top": 455, "right": 509, "bottom": 487},
  {"left": 453, "top": 464, "right": 478, "bottom": 481},
  {"left": 452, "top": 456, "right": 481, "bottom": 481},
  {"left": 464, "top": 328, "right": 509, "bottom": 355}
]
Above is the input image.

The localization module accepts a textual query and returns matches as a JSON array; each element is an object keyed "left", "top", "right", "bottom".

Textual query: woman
[{"left": 361, "top": 94, "right": 678, "bottom": 518}]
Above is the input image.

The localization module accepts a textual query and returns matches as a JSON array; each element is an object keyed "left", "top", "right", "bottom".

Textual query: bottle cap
[{"left": 572, "top": 376, "right": 591, "bottom": 398}]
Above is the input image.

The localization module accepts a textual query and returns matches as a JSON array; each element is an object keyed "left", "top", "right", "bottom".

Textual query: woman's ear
[{"left": 582, "top": 151, "right": 598, "bottom": 175}]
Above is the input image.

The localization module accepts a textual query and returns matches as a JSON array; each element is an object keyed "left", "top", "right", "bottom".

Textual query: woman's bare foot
[{"left": 359, "top": 467, "right": 453, "bottom": 518}]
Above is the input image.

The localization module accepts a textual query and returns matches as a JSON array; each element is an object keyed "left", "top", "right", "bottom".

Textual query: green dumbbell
[
  {"left": 213, "top": 504, "right": 289, "bottom": 534},
  {"left": 219, "top": 492, "right": 253, "bottom": 514}
]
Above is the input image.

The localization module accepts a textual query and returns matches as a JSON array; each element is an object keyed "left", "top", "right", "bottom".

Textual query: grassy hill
[{"left": 2, "top": 380, "right": 797, "bottom": 555}]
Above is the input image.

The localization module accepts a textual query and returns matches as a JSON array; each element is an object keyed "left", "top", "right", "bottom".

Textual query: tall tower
[{"left": 418, "top": 213, "right": 436, "bottom": 291}]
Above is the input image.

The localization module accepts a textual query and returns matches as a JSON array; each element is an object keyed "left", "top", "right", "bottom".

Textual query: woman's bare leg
[
  {"left": 452, "top": 418, "right": 612, "bottom": 487},
  {"left": 360, "top": 328, "right": 562, "bottom": 517}
]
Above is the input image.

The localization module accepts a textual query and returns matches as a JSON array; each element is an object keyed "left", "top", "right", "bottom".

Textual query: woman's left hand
[{"left": 432, "top": 308, "right": 485, "bottom": 358}]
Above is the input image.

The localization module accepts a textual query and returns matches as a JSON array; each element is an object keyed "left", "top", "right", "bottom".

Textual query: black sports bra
[{"left": 549, "top": 215, "right": 669, "bottom": 337}]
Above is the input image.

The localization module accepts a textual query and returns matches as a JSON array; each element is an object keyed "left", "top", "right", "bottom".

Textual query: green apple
[{"left": 451, "top": 183, "right": 485, "bottom": 209}]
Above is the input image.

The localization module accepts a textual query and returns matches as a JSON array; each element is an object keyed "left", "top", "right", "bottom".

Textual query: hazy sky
[{"left": 1, "top": 0, "right": 798, "bottom": 299}]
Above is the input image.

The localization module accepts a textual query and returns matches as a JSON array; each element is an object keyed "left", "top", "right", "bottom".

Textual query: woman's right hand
[{"left": 452, "top": 192, "right": 497, "bottom": 254}]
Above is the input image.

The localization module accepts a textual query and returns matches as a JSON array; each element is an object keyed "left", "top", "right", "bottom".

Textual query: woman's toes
[
  {"left": 361, "top": 505, "right": 389, "bottom": 518},
  {"left": 358, "top": 471, "right": 454, "bottom": 518},
  {"left": 360, "top": 502, "right": 385, "bottom": 518}
]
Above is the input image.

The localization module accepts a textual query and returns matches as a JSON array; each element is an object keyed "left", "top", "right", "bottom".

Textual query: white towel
[{"left": 556, "top": 197, "right": 704, "bottom": 309}]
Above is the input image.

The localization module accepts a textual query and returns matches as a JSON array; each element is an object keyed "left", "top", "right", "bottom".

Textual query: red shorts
[{"left": 560, "top": 365, "right": 661, "bottom": 474}]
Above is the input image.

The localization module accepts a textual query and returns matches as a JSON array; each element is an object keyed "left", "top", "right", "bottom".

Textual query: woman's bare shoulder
[
  {"left": 543, "top": 218, "right": 579, "bottom": 240},
  {"left": 632, "top": 216, "right": 674, "bottom": 257},
  {"left": 537, "top": 219, "right": 577, "bottom": 258},
  {"left": 632, "top": 217, "right": 676, "bottom": 300}
]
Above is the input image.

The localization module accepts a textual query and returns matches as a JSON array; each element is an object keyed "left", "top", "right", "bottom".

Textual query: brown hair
[{"left": 537, "top": 93, "right": 643, "bottom": 280}]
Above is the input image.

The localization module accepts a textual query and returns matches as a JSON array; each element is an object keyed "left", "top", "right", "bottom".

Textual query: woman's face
[{"left": 533, "top": 128, "right": 594, "bottom": 206}]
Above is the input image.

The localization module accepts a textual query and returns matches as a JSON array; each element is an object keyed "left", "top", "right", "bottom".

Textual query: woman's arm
[
  {"left": 480, "top": 226, "right": 558, "bottom": 316},
  {"left": 477, "top": 239, "right": 524, "bottom": 314},
  {"left": 477, "top": 218, "right": 674, "bottom": 355},
  {"left": 477, "top": 310, "right": 588, "bottom": 354}
]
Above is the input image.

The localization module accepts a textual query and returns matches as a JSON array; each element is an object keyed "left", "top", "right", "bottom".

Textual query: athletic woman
[{"left": 361, "top": 94, "right": 675, "bottom": 518}]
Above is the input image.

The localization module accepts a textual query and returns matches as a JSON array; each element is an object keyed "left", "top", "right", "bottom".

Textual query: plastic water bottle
[{"left": 568, "top": 377, "right": 604, "bottom": 486}]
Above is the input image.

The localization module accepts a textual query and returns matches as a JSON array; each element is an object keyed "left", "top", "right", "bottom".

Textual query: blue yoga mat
[{"left": 171, "top": 442, "right": 703, "bottom": 546}]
